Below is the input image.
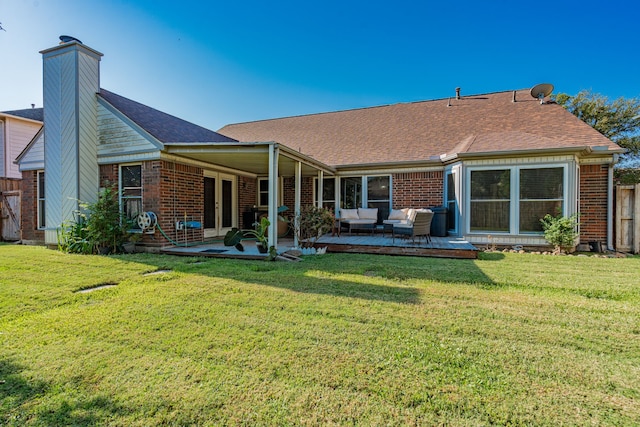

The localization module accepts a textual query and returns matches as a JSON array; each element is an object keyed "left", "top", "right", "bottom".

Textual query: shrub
[
  {"left": 295, "top": 205, "right": 335, "bottom": 248},
  {"left": 58, "top": 186, "right": 131, "bottom": 254},
  {"left": 540, "top": 212, "right": 580, "bottom": 254}
]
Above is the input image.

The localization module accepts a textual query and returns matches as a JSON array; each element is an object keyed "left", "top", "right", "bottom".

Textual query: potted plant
[{"left": 224, "top": 216, "right": 271, "bottom": 253}]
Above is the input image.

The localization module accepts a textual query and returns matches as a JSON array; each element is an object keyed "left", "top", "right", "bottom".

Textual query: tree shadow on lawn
[
  {"left": 125, "top": 252, "right": 503, "bottom": 304},
  {"left": 0, "top": 358, "right": 130, "bottom": 425}
]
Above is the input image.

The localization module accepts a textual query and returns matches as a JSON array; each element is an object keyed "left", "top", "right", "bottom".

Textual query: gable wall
[
  {"left": 3, "top": 118, "right": 41, "bottom": 178},
  {"left": 579, "top": 164, "right": 608, "bottom": 244},
  {"left": 97, "top": 102, "right": 160, "bottom": 158}
]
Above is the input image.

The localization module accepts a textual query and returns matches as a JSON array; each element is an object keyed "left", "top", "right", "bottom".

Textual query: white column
[
  {"left": 268, "top": 144, "right": 279, "bottom": 249},
  {"left": 317, "top": 170, "right": 324, "bottom": 208},
  {"left": 294, "top": 161, "right": 301, "bottom": 248}
]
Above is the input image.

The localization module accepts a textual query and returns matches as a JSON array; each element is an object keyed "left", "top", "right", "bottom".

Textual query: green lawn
[{"left": 1, "top": 244, "right": 639, "bottom": 426}]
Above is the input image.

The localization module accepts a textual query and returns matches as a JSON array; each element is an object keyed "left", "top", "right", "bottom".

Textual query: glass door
[{"left": 204, "top": 172, "right": 236, "bottom": 238}]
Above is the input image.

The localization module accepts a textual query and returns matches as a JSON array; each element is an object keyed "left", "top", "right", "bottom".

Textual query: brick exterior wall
[
  {"left": 282, "top": 177, "right": 314, "bottom": 211},
  {"left": 238, "top": 176, "right": 257, "bottom": 228},
  {"left": 20, "top": 170, "right": 44, "bottom": 243},
  {"left": 579, "top": 164, "right": 608, "bottom": 244},
  {"left": 392, "top": 171, "right": 444, "bottom": 209},
  {"left": 99, "top": 161, "right": 205, "bottom": 247}
]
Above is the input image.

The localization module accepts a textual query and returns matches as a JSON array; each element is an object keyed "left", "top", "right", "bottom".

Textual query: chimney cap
[{"left": 59, "top": 35, "right": 82, "bottom": 44}]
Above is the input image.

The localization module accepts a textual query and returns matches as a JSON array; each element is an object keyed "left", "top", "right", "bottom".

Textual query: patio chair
[{"left": 392, "top": 210, "right": 433, "bottom": 244}]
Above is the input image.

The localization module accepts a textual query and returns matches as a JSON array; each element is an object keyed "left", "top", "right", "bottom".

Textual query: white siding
[
  {"left": 17, "top": 130, "right": 45, "bottom": 171},
  {"left": 42, "top": 41, "right": 102, "bottom": 245},
  {"left": 2, "top": 118, "right": 41, "bottom": 178},
  {"left": 97, "top": 100, "right": 161, "bottom": 161}
]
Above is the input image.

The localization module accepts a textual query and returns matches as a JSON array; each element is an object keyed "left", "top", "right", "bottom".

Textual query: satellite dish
[
  {"left": 59, "top": 35, "right": 83, "bottom": 44},
  {"left": 530, "top": 83, "right": 554, "bottom": 104}
]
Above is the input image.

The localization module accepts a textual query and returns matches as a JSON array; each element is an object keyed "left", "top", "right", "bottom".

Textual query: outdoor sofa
[{"left": 338, "top": 208, "right": 379, "bottom": 234}]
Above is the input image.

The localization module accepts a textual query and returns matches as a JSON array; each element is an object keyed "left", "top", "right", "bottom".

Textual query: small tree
[
  {"left": 540, "top": 212, "right": 580, "bottom": 254},
  {"left": 295, "top": 205, "right": 335, "bottom": 248}
]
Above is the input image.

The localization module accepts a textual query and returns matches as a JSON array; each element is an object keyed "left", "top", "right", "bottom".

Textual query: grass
[{"left": 1, "top": 244, "right": 639, "bottom": 426}]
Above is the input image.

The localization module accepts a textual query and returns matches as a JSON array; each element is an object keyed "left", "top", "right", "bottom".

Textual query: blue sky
[{"left": 1, "top": 0, "right": 639, "bottom": 130}]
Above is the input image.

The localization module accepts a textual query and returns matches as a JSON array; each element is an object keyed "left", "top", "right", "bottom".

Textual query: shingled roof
[
  {"left": 98, "top": 89, "right": 237, "bottom": 144},
  {"left": 219, "top": 89, "right": 621, "bottom": 167},
  {"left": 1, "top": 108, "right": 44, "bottom": 122}
]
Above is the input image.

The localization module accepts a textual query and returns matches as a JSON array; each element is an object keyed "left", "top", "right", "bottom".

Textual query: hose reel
[{"left": 137, "top": 211, "right": 157, "bottom": 233}]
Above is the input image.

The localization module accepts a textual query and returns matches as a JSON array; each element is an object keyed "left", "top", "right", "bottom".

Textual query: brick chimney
[{"left": 40, "top": 37, "right": 103, "bottom": 245}]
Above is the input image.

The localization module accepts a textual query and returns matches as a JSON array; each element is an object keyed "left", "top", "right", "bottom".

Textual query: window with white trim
[
  {"left": 37, "top": 171, "right": 45, "bottom": 229},
  {"left": 468, "top": 165, "right": 566, "bottom": 234},
  {"left": 120, "top": 164, "right": 142, "bottom": 227},
  {"left": 339, "top": 175, "right": 391, "bottom": 223},
  {"left": 313, "top": 177, "right": 336, "bottom": 210},
  {"left": 258, "top": 177, "right": 269, "bottom": 207}
]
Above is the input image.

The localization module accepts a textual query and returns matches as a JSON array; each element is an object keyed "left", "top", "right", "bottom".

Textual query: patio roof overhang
[{"left": 164, "top": 141, "right": 335, "bottom": 177}]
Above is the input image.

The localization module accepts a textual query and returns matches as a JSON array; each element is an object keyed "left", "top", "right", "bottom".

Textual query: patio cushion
[
  {"left": 344, "top": 219, "right": 376, "bottom": 225},
  {"left": 388, "top": 209, "right": 406, "bottom": 220},
  {"left": 357, "top": 208, "right": 379, "bottom": 220},
  {"left": 340, "top": 208, "right": 359, "bottom": 219}
]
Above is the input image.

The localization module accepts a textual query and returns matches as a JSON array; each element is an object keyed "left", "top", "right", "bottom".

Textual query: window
[
  {"left": 340, "top": 177, "right": 362, "bottom": 209},
  {"left": 314, "top": 177, "right": 336, "bottom": 210},
  {"left": 120, "top": 165, "right": 142, "bottom": 227},
  {"left": 339, "top": 175, "right": 391, "bottom": 223},
  {"left": 37, "top": 171, "right": 45, "bottom": 229},
  {"left": 470, "top": 169, "right": 510, "bottom": 232},
  {"left": 519, "top": 167, "right": 564, "bottom": 233},
  {"left": 468, "top": 166, "right": 566, "bottom": 234},
  {"left": 258, "top": 178, "right": 269, "bottom": 207},
  {"left": 446, "top": 171, "right": 458, "bottom": 233},
  {"left": 366, "top": 176, "right": 390, "bottom": 222}
]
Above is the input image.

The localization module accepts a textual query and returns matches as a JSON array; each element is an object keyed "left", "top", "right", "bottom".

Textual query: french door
[{"left": 204, "top": 172, "right": 236, "bottom": 238}]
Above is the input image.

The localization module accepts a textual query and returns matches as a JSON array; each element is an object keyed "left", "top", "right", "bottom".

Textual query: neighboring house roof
[
  {"left": 98, "top": 89, "right": 237, "bottom": 144},
  {"left": 1, "top": 108, "right": 44, "bottom": 122},
  {"left": 219, "top": 89, "right": 622, "bottom": 167}
]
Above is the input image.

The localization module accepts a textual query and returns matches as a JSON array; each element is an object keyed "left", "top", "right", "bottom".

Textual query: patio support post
[
  {"left": 317, "top": 170, "right": 324, "bottom": 208},
  {"left": 268, "top": 143, "right": 279, "bottom": 249},
  {"left": 294, "top": 161, "right": 301, "bottom": 248}
]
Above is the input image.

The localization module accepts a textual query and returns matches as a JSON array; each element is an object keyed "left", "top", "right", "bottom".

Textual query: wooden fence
[
  {"left": 1, "top": 178, "right": 22, "bottom": 241},
  {"left": 616, "top": 184, "right": 640, "bottom": 253}
]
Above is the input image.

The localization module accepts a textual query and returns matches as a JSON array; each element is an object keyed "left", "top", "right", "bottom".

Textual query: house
[
  {"left": 16, "top": 37, "right": 624, "bottom": 251},
  {"left": 1, "top": 107, "right": 43, "bottom": 240}
]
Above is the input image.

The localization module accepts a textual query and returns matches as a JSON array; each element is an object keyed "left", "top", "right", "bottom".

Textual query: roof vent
[
  {"left": 59, "top": 35, "right": 83, "bottom": 45},
  {"left": 530, "top": 83, "right": 554, "bottom": 104},
  {"left": 455, "top": 87, "right": 461, "bottom": 100},
  {"left": 512, "top": 91, "right": 517, "bottom": 102}
]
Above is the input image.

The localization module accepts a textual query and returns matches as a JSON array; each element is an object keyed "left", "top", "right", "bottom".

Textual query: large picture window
[
  {"left": 470, "top": 169, "right": 510, "bottom": 232},
  {"left": 120, "top": 165, "right": 142, "bottom": 226},
  {"left": 519, "top": 167, "right": 564, "bottom": 233},
  {"left": 468, "top": 166, "right": 566, "bottom": 234}
]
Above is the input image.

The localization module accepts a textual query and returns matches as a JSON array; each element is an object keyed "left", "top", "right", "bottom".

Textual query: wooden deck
[
  {"left": 315, "top": 234, "right": 478, "bottom": 259},
  {"left": 161, "top": 234, "right": 478, "bottom": 260}
]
